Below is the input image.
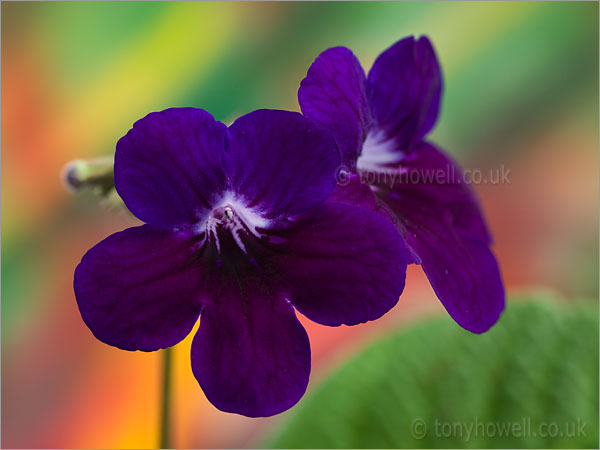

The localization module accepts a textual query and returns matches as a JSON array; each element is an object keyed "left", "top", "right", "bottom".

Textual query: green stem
[{"left": 159, "top": 347, "right": 173, "bottom": 449}]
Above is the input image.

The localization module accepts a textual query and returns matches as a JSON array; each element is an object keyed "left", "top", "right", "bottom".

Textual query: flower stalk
[{"left": 160, "top": 347, "right": 173, "bottom": 449}]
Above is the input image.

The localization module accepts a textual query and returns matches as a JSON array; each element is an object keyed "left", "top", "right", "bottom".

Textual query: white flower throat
[
  {"left": 205, "top": 205, "right": 252, "bottom": 254},
  {"left": 202, "top": 193, "right": 272, "bottom": 255}
]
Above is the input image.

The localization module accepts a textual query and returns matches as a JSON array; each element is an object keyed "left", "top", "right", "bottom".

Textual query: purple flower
[
  {"left": 299, "top": 36, "right": 505, "bottom": 333},
  {"left": 74, "top": 108, "right": 410, "bottom": 417}
]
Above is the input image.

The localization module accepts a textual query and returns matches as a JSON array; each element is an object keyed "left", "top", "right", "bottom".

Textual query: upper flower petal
[
  {"left": 298, "top": 47, "right": 371, "bottom": 167},
  {"left": 115, "top": 108, "right": 227, "bottom": 227},
  {"left": 225, "top": 109, "right": 340, "bottom": 224},
  {"left": 267, "top": 202, "right": 410, "bottom": 326},
  {"left": 191, "top": 273, "right": 310, "bottom": 417},
  {"left": 374, "top": 143, "right": 504, "bottom": 333},
  {"left": 74, "top": 225, "right": 203, "bottom": 351},
  {"left": 367, "top": 36, "right": 442, "bottom": 149}
]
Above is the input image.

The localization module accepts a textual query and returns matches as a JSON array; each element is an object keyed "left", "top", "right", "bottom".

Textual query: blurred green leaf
[{"left": 267, "top": 296, "right": 598, "bottom": 449}]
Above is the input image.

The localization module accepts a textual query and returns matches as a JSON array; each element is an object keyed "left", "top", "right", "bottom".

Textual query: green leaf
[{"left": 267, "top": 296, "right": 598, "bottom": 448}]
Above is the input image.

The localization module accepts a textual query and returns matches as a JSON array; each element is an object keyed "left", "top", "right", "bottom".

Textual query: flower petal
[
  {"left": 226, "top": 109, "right": 340, "bottom": 223},
  {"left": 268, "top": 202, "right": 410, "bottom": 326},
  {"left": 378, "top": 142, "right": 491, "bottom": 243},
  {"left": 413, "top": 235, "right": 504, "bottom": 333},
  {"left": 115, "top": 108, "right": 227, "bottom": 227},
  {"left": 191, "top": 274, "right": 310, "bottom": 417},
  {"left": 328, "top": 175, "right": 422, "bottom": 265},
  {"left": 298, "top": 47, "right": 371, "bottom": 167},
  {"left": 367, "top": 36, "right": 442, "bottom": 149},
  {"left": 328, "top": 173, "right": 399, "bottom": 227},
  {"left": 74, "top": 225, "right": 203, "bottom": 351},
  {"left": 374, "top": 143, "right": 504, "bottom": 333}
]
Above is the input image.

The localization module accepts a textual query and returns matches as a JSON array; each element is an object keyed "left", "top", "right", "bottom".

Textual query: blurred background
[{"left": 2, "top": 2, "right": 598, "bottom": 448}]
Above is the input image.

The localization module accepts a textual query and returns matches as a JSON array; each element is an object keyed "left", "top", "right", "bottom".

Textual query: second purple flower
[{"left": 299, "top": 36, "right": 505, "bottom": 333}]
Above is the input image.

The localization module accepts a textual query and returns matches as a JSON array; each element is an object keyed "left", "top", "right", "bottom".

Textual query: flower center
[
  {"left": 205, "top": 204, "right": 253, "bottom": 255},
  {"left": 357, "top": 129, "right": 403, "bottom": 171},
  {"left": 200, "top": 191, "right": 274, "bottom": 258}
]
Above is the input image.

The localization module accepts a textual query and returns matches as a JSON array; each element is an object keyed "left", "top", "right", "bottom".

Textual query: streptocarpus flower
[
  {"left": 74, "top": 108, "right": 410, "bottom": 417},
  {"left": 299, "top": 36, "right": 505, "bottom": 333}
]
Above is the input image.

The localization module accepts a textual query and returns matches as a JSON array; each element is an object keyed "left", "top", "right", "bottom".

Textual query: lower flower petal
[
  {"left": 328, "top": 173, "right": 401, "bottom": 228},
  {"left": 415, "top": 235, "right": 504, "bottom": 334},
  {"left": 377, "top": 141, "right": 492, "bottom": 243},
  {"left": 428, "top": 239, "right": 504, "bottom": 333},
  {"left": 375, "top": 143, "right": 504, "bottom": 333},
  {"left": 269, "top": 202, "right": 410, "bottom": 326},
  {"left": 328, "top": 175, "right": 421, "bottom": 265},
  {"left": 191, "top": 274, "right": 310, "bottom": 417},
  {"left": 74, "top": 225, "right": 203, "bottom": 351}
]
